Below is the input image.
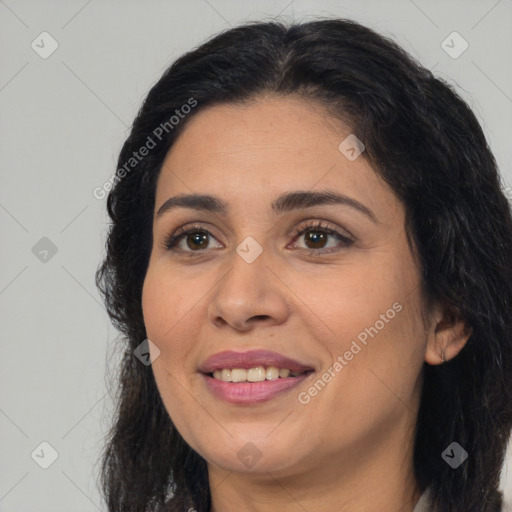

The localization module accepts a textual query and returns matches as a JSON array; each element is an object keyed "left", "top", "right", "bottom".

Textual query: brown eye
[
  {"left": 291, "top": 222, "right": 354, "bottom": 253},
  {"left": 303, "top": 231, "right": 328, "bottom": 249},
  {"left": 164, "top": 227, "right": 223, "bottom": 253},
  {"left": 186, "top": 232, "right": 209, "bottom": 250}
]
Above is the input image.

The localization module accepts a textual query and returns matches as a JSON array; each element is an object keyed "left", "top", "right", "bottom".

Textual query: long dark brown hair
[{"left": 96, "top": 18, "right": 512, "bottom": 511}]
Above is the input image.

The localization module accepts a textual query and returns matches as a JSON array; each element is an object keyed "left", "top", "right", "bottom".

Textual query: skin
[{"left": 142, "top": 95, "right": 470, "bottom": 512}]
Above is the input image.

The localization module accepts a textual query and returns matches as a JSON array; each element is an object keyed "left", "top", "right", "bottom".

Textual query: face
[{"left": 142, "top": 95, "right": 431, "bottom": 480}]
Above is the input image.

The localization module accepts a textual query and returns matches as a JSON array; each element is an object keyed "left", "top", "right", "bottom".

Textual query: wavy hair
[{"left": 96, "top": 18, "right": 512, "bottom": 512}]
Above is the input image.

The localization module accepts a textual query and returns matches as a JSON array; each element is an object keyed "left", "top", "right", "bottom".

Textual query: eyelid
[
  {"left": 288, "top": 219, "right": 354, "bottom": 243},
  {"left": 287, "top": 220, "right": 354, "bottom": 252},
  {"left": 162, "top": 223, "right": 223, "bottom": 252},
  {"left": 162, "top": 219, "right": 355, "bottom": 254}
]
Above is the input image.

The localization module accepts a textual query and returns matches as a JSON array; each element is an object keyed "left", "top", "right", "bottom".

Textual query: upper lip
[{"left": 199, "top": 349, "right": 315, "bottom": 374}]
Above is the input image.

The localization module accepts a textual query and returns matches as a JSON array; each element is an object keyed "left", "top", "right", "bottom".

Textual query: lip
[
  {"left": 199, "top": 349, "right": 315, "bottom": 405},
  {"left": 198, "top": 349, "right": 315, "bottom": 374},
  {"left": 203, "top": 372, "right": 313, "bottom": 404}
]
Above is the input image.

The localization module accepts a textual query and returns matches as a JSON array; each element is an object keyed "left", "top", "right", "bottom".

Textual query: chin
[{"left": 204, "top": 445, "right": 299, "bottom": 474}]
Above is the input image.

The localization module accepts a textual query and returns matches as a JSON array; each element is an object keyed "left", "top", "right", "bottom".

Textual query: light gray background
[{"left": 1, "top": 0, "right": 511, "bottom": 510}]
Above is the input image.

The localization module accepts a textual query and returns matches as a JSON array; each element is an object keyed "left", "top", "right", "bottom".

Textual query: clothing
[{"left": 412, "top": 487, "right": 433, "bottom": 512}]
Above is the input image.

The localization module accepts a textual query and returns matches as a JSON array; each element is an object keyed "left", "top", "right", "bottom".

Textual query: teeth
[
  {"left": 266, "top": 367, "right": 279, "bottom": 380},
  {"left": 231, "top": 368, "right": 247, "bottom": 382},
  {"left": 247, "top": 366, "right": 266, "bottom": 382},
  {"left": 211, "top": 366, "right": 307, "bottom": 382}
]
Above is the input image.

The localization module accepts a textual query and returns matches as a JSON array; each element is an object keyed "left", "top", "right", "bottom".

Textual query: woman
[{"left": 96, "top": 18, "right": 512, "bottom": 512}]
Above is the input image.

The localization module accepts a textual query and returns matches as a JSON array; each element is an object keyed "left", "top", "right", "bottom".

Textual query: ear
[{"left": 424, "top": 303, "right": 473, "bottom": 365}]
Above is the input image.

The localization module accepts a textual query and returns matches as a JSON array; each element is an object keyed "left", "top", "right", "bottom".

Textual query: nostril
[{"left": 249, "top": 315, "right": 271, "bottom": 322}]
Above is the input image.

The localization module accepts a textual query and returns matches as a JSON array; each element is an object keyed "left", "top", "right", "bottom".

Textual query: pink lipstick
[{"left": 199, "top": 349, "right": 314, "bottom": 405}]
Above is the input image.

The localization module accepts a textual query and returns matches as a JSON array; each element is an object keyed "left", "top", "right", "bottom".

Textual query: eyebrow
[{"left": 156, "top": 190, "right": 378, "bottom": 223}]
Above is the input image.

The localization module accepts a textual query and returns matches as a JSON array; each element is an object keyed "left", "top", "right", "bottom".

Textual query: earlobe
[{"left": 424, "top": 306, "right": 473, "bottom": 365}]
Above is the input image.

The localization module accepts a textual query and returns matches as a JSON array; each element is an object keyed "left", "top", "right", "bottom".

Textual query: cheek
[
  {"left": 141, "top": 268, "right": 204, "bottom": 435},
  {"left": 295, "top": 248, "right": 426, "bottom": 412},
  {"left": 297, "top": 267, "right": 425, "bottom": 445},
  {"left": 141, "top": 266, "right": 194, "bottom": 366},
  {"left": 293, "top": 255, "right": 419, "bottom": 352}
]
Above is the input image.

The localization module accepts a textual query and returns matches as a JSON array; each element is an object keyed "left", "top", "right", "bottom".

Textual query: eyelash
[{"left": 162, "top": 220, "right": 354, "bottom": 256}]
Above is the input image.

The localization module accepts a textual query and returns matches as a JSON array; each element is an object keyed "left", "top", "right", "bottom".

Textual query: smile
[
  {"left": 203, "top": 370, "right": 314, "bottom": 404},
  {"left": 199, "top": 349, "right": 315, "bottom": 404},
  {"left": 211, "top": 366, "right": 309, "bottom": 382}
]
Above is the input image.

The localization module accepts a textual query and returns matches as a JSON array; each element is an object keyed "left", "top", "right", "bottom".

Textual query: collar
[{"left": 412, "top": 487, "right": 433, "bottom": 512}]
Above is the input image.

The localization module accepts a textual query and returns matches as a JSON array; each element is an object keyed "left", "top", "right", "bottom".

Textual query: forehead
[{"left": 156, "top": 95, "right": 400, "bottom": 220}]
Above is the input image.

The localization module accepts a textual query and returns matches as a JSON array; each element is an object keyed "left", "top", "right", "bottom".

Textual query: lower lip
[{"left": 202, "top": 372, "right": 312, "bottom": 404}]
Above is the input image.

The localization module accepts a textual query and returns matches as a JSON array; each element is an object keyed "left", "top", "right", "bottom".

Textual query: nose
[{"left": 207, "top": 249, "right": 290, "bottom": 332}]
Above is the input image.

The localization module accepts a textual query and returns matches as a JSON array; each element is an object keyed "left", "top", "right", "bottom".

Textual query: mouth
[
  {"left": 199, "top": 349, "right": 315, "bottom": 404},
  {"left": 206, "top": 366, "right": 313, "bottom": 382}
]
